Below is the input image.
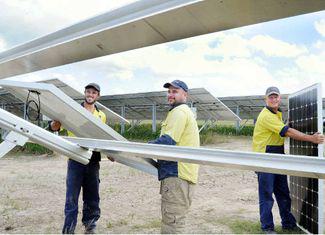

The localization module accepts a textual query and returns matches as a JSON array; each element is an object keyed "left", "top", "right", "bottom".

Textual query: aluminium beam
[
  {"left": 0, "top": 80, "right": 158, "bottom": 175},
  {"left": 0, "top": 131, "right": 28, "bottom": 159},
  {"left": 1, "top": 0, "right": 325, "bottom": 79},
  {"left": 66, "top": 137, "right": 325, "bottom": 179},
  {"left": 0, "top": 108, "right": 92, "bottom": 164}
]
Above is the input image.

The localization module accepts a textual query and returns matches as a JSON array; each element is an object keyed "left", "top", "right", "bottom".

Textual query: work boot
[
  {"left": 84, "top": 226, "right": 96, "bottom": 234},
  {"left": 263, "top": 229, "right": 277, "bottom": 234}
]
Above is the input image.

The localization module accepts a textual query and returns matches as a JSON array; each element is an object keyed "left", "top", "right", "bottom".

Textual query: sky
[{"left": 0, "top": 0, "right": 324, "bottom": 98}]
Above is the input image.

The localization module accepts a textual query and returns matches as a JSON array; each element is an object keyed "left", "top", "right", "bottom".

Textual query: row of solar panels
[
  {"left": 0, "top": 78, "right": 323, "bottom": 234},
  {"left": 2, "top": 78, "right": 323, "bottom": 122}
]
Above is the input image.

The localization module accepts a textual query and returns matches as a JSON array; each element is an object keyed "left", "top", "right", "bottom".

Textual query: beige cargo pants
[{"left": 160, "top": 177, "right": 195, "bottom": 234}]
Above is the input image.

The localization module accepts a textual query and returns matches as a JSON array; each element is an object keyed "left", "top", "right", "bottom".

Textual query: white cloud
[
  {"left": 208, "top": 33, "right": 251, "bottom": 58},
  {"left": 249, "top": 35, "right": 308, "bottom": 57},
  {"left": 315, "top": 19, "right": 325, "bottom": 37},
  {"left": 295, "top": 54, "right": 325, "bottom": 74}
]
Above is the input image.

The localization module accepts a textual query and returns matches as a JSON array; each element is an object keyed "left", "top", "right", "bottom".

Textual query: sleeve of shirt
[
  {"left": 260, "top": 114, "right": 288, "bottom": 137},
  {"left": 163, "top": 109, "right": 187, "bottom": 143}
]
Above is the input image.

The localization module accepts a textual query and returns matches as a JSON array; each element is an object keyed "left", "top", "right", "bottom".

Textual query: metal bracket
[{"left": 0, "top": 131, "right": 29, "bottom": 159}]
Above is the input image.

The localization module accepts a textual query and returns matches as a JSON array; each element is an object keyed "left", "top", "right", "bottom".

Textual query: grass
[
  {"left": 132, "top": 219, "right": 161, "bottom": 230},
  {"left": 217, "top": 217, "right": 304, "bottom": 234},
  {"left": 114, "top": 123, "right": 254, "bottom": 144},
  {"left": 13, "top": 143, "right": 53, "bottom": 155}
]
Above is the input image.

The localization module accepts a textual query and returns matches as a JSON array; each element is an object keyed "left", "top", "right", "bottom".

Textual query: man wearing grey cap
[
  {"left": 253, "top": 86, "right": 324, "bottom": 233},
  {"left": 50, "top": 83, "right": 106, "bottom": 234},
  {"left": 149, "top": 80, "right": 200, "bottom": 233}
]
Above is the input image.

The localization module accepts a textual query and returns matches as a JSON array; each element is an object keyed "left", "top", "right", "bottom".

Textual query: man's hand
[
  {"left": 107, "top": 156, "right": 115, "bottom": 162},
  {"left": 51, "top": 120, "right": 61, "bottom": 131},
  {"left": 311, "top": 132, "right": 325, "bottom": 144}
]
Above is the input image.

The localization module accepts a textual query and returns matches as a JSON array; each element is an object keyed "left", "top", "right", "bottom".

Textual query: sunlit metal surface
[
  {"left": 0, "top": 80, "right": 158, "bottom": 175},
  {"left": 0, "top": 0, "right": 325, "bottom": 78},
  {"left": 40, "top": 78, "right": 129, "bottom": 123},
  {"left": 0, "top": 108, "right": 92, "bottom": 164},
  {"left": 66, "top": 136, "right": 325, "bottom": 179}
]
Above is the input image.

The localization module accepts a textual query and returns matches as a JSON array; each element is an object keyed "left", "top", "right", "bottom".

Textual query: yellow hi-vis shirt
[
  {"left": 161, "top": 104, "right": 200, "bottom": 184},
  {"left": 253, "top": 107, "right": 288, "bottom": 153},
  {"left": 66, "top": 107, "right": 106, "bottom": 137}
]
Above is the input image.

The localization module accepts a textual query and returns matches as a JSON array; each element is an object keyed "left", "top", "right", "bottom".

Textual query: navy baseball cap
[
  {"left": 163, "top": 80, "right": 188, "bottom": 92},
  {"left": 85, "top": 83, "right": 100, "bottom": 92}
]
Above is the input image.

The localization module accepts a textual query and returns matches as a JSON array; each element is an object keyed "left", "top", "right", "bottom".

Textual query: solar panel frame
[
  {"left": 39, "top": 78, "right": 129, "bottom": 123},
  {"left": 288, "top": 83, "right": 323, "bottom": 234},
  {"left": 0, "top": 80, "right": 157, "bottom": 175}
]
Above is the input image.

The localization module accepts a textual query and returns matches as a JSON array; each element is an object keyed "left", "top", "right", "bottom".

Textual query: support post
[
  {"left": 121, "top": 105, "right": 126, "bottom": 134},
  {"left": 235, "top": 106, "right": 240, "bottom": 134},
  {"left": 152, "top": 103, "right": 156, "bottom": 133},
  {"left": 23, "top": 102, "right": 28, "bottom": 120}
]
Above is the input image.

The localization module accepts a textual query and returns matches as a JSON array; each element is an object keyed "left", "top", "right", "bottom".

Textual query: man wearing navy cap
[
  {"left": 149, "top": 80, "right": 200, "bottom": 233},
  {"left": 253, "top": 86, "right": 324, "bottom": 233},
  {"left": 51, "top": 83, "right": 106, "bottom": 234}
]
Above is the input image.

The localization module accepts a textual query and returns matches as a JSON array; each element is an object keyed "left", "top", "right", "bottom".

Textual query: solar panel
[
  {"left": 99, "top": 88, "right": 241, "bottom": 122},
  {"left": 219, "top": 95, "right": 289, "bottom": 120},
  {"left": 288, "top": 83, "right": 324, "bottom": 234},
  {"left": 0, "top": 0, "right": 324, "bottom": 79},
  {"left": 39, "top": 78, "right": 129, "bottom": 123},
  {"left": 0, "top": 80, "right": 157, "bottom": 175}
]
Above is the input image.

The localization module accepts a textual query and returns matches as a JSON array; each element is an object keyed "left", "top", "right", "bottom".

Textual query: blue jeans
[
  {"left": 257, "top": 172, "right": 296, "bottom": 231},
  {"left": 62, "top": 160, "right": 100, "bottom": 234}
]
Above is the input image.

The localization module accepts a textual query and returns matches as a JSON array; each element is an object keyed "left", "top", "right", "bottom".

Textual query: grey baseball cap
[
  {"left": 163, "top": 80, "right": 188, "bottom": 92},
  {"left": 85, "top": 83, "right": 100, "bottom": 92},
  {"left": 265, "top": 86, "right": 280, "bottom": 97}
]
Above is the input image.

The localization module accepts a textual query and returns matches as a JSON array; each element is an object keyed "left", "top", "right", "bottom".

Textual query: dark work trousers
[
  {"left": 257, "top": 172, "right": 296, "bottom": 231},
  {"left": 62, "top": 159, "right": 100, "bottom": 234}
]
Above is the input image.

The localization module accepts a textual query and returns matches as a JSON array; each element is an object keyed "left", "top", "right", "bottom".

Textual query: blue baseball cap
[{"left": 163, "top": 80, "right": 188, "bottom": 92}]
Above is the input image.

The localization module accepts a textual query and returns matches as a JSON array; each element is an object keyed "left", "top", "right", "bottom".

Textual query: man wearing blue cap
[
  {"left": 149, "top": 80, "right": 200, "bottom": 234},
  {"left": 253, "top": 86, "right": 324, "bottom": 233}
]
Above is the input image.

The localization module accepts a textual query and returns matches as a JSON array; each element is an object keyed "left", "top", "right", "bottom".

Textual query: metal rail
[
  {"left": 1, "top": 0, "right": 325, "bottom": 78},
  {"left": 66, "top": 137, "right": 325, "bottom": 179},
  {"left": 0, "top": 108, "right": 92, "bottom": 164}
]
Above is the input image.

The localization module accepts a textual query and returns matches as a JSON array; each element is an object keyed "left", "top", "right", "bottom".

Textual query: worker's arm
[
  {"left": 149, "top": 109, "right": 187, "bottom": 145},
  {"left": 285, "top": 128, "right": 325, "bottom": 144}
]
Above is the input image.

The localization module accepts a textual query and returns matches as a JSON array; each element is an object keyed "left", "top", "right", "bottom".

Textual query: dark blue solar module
[{"left": 288, "top": 84, "right": 323, "bottom": 234}]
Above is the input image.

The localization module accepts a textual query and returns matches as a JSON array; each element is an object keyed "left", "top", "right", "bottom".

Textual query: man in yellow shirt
[
  {"left": 50, "top": 83, "right": 106, "bottom": 234},
  {"left": 149, "top": 80, "right": 200, "bottom": 234},
  {"left": 253, "top": 86, "right": 324, "bottom": 233}
]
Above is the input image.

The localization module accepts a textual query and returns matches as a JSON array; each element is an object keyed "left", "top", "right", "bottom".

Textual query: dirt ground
[{"left": 0, "top": 136, "right": 284, "bottom": 233}]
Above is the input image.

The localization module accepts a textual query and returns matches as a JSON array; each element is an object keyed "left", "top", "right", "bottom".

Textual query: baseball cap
[
  {"left": 265, "top": 86, "right": 280, "bottom": 97},
  {"left": 85, "top": 83, "right": 100, "bottom": 92},
  {"left": 163, "top": 80, "right": 188, "bottom": 92}
]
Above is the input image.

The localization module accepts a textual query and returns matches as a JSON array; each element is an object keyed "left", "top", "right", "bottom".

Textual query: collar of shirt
[
  {"left": 169, "top": 102, "right": 186, "bottom": 111},
  {"left": 265, "top": 106, "right": 282, "bottom": 114}
]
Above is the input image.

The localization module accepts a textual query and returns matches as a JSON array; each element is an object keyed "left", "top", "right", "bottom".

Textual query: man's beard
[{"left": 84, "top": 98, "right": 96, "bottom": 105}]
